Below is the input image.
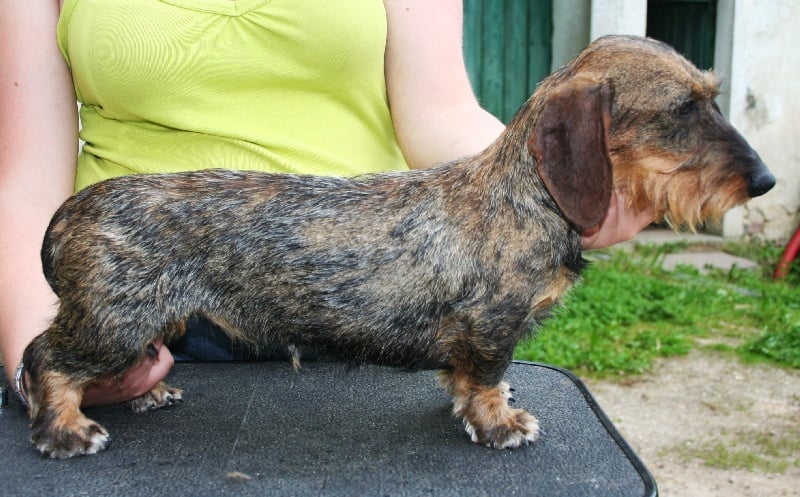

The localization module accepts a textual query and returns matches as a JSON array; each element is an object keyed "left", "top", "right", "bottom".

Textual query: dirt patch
[{"left": 586, "top": 350, "right": 800, "bottom": 497}]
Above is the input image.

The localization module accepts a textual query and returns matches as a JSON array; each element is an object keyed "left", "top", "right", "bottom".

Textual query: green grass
[{"left": 514, "top": 240, "right": 800, "bottom": 377}]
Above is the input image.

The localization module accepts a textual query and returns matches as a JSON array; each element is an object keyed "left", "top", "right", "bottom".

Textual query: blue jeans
[{"left": 171, "top": 316, "right": 294, "bottom": 362}]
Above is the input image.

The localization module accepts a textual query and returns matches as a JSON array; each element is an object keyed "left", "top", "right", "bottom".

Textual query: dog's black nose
[{"left": 747, "top": 164, "right": 776, "bottom": 198}]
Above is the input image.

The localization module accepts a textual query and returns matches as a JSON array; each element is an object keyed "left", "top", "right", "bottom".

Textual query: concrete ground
[{"left": 631, "top": 229, "right": 759, "bottom": 273}]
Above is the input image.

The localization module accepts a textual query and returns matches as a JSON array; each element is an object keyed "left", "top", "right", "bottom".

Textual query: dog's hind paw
[
  {"left": 129, "top": 381, "right": 183, "bottom": 413},
  {"left": 33, "top": 419, "right": 110, "bottom": 459}
]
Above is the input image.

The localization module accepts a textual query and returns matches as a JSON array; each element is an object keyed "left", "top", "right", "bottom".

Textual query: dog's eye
[{"left": 676, "top": 100, "right": 697, "bottom": 117}]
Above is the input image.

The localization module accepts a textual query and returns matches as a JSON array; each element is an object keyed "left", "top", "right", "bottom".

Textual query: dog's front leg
[{"left": 438, "top": 366, "right": 540, "bottom": 449}]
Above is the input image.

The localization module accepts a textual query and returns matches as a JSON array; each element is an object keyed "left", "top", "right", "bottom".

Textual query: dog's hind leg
[
  {"left": 29, "top": 373, "right": 110, "bottom": 458},
  {"left": 22, "top": 311, "right": 181, "bottom": 457},
  {"left": 23, "top": 331, "right": 111, "bottom": 458},
  {"left": 128, "top": 341, "right": 183, "bottom": 413}
]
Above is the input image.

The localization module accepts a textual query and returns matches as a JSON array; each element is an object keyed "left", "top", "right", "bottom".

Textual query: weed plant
[{"left": 515, "top": 240, "right": 800, "bottom": 377}]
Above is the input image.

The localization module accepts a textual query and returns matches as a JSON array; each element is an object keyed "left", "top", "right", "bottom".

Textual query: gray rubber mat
[{"left": 1, "top": 361, "right": 657, "bottom": 497}]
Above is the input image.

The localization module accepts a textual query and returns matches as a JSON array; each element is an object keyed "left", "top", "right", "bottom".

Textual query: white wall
[
  {"left": 590, "top": 0, "right": 647, "bottom": 40},
  {"left": 720, "top": 0, "right": 800, "bottom": 240},
  {"left": 551, "top": 0, "right": 591, "bottom": 71},
  {"left": 552, "top": 0, "right": 646, "bottom": 70}
]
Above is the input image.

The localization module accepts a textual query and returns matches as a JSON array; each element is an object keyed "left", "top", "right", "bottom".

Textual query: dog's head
[{"left": 526, "top": 35, "right": 775, "bottom": 231}]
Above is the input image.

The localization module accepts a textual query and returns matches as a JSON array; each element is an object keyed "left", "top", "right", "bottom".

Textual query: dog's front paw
[
  {"left": 464, "top": 406, "right": 540, "bottom": 449},
  {"left": 450, "top": 380, "right": 541, "bottom": 449},
  {"left": 129, "top": 381, "right": 183, "bottom": 413},
  {"left": 32, "top": 417, "right": 110, "bottom": 459}
]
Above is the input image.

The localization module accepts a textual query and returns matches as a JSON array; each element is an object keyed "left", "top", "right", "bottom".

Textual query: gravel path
[{"left": 587, "top": 351, "right": 800, "bottom": 497}]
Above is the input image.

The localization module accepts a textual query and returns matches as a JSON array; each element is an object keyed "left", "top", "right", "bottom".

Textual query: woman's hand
[
  {"left": 581, "top": 191, "right": 655, "bottom": 250},
  {"left": 82, "top": 340, "right": 174, "bottom": 407}
]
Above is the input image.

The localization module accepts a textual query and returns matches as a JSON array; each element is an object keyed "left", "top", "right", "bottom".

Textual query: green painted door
[
  {"left": 646, "top": 0, "right": 717, "bottom": 70},
  {"left": 463, "top": 0, "right": 553, "bottom": 123}
]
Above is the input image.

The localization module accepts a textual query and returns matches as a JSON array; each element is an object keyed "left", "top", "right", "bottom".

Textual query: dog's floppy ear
[{"left": 527, "top": 78, "right": 614, "bottom": 230}]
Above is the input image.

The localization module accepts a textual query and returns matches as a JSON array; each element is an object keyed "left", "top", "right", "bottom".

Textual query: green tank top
[{"left": 57, "top": 0, "right": 409, "bottom": 191}]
